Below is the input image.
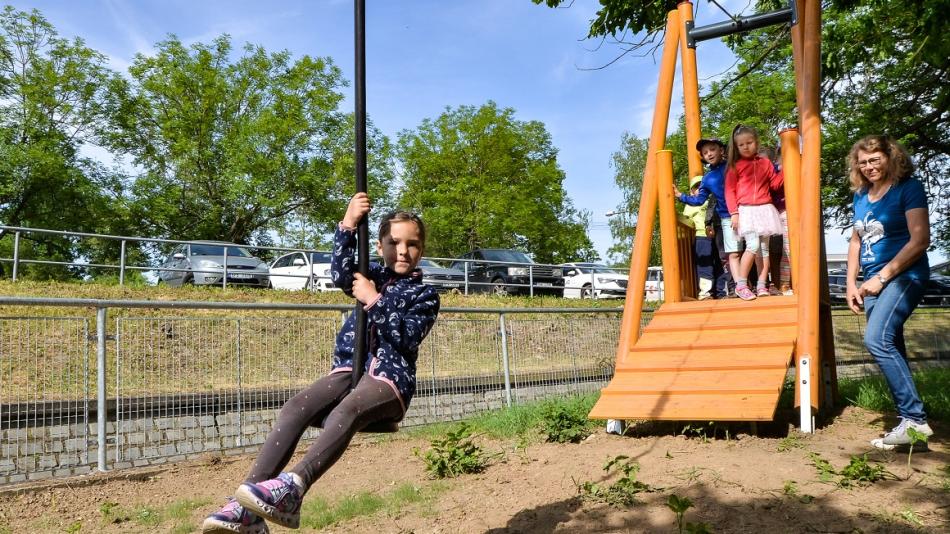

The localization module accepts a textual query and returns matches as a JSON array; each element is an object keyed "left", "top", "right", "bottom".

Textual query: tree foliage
[
  {"left": 0, "top": 7, "right": 130, "bottom": 278},
  {"left": 397, "top": 102, "right": 596, "bottom": 263},
  {"left": 106, "top": 35, "right": 394, "bottom": 246}
]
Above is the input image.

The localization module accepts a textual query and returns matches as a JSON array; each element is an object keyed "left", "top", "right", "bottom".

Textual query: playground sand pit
[{"left": 1, "top": 406, "right": 948, "bottom": 533}]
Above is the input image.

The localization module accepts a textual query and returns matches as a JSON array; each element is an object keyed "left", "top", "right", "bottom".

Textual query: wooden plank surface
[
  {"left": 591, "top": 298, "right": 798, "bottom": 422},
  {"left": 589, "top": 392, "right": 780, "bottom": 421}
]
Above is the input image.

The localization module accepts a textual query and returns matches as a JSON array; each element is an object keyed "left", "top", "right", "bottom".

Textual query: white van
[{"left": 645, "top": 266, "right": 664, "bottom": 302}]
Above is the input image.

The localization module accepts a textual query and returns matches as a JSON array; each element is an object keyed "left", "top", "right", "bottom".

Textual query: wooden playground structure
[{"left": 590, "top": 1, "right": 837, "bottom": 432}]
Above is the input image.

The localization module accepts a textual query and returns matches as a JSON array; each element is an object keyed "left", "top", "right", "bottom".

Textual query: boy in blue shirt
[{"left": 674, "top": 138, "right": 736, "bottom": 298}]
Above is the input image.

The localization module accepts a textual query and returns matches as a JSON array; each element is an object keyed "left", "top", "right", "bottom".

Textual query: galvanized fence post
[
  {"left": 96, "top": 307, "right": 108, "bottom": 472},
  {"left": 222, "top": 248, "right": 229, "bottom": 289},
  {"left": 119, "top": 240, "right": 127, "bottom": 286},
  {"left": 236, "top": 318, "right": 243, "bottom": 447},
  {"left": 12, "top": 231, "right": 20, "bottom": 281},
  {"left": 463, "top": 262, "right": 469, "bottom": 295},
  {"left": 499, "top": 313, "right": 513, "bottom": 408},
  {"left": 528, "top": 265, "right": 534, "bottom": 297}
]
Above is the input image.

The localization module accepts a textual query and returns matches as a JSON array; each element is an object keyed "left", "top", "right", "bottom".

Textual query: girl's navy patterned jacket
[{"left": 329, "top": 225, "right": 440, "bottom": 412}]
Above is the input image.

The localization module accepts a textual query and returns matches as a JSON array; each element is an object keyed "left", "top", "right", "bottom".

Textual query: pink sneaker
[
  {"left": 235, "top": 473, "right": 303, "bottom": 529},
  {"left": 756, "top": 286, "right": 770, "bottom": 297},
  {"left": 736, "top": 286, "right": 757, "bottom": 301}
]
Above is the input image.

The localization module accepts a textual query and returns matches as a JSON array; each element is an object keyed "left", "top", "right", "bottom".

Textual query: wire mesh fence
[
  {"left": 0, "top": 317, "right": 91, "bottom": 481},
  {"left": 0, "top": 299, "right": 948, "bottom": 484}
]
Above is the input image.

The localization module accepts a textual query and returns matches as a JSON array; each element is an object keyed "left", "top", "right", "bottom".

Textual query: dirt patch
[{"left": 1, "top": 406, "right": 948, "bottom": 533}]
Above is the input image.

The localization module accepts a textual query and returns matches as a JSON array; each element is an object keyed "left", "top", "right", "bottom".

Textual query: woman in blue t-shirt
[{"left": 845, "top": 135, "right": 932, "bottom": 450}]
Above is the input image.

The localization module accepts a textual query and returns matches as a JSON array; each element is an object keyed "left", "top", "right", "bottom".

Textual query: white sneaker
[{"left": 870, "top": 418, "right": 933, "bottom": 450}]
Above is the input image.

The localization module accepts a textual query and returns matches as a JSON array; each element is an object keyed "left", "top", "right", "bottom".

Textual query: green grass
[
  {"left": 838, "top": 367, "right": 950, "bottom": 421},
  {"left": 99, "top": 497, "right": 211, "bottom": 532},
  {"left": 300, "top": 482, "right": 447, "bottom": 529},
  {"left": 404, "top": 392, "right": 600, "bottom": 442}
]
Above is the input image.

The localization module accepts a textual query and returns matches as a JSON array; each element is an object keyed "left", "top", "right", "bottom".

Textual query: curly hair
[
  {"left": 378, "top": 211, "right": 426, "bottom": 247},
  {"left": 847, "top": 135, "right": 914, "bottom": 192}
]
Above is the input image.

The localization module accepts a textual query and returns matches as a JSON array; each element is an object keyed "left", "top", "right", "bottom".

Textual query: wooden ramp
[{"left": 590, "top": 295, "right": 798, "bottom": 421}]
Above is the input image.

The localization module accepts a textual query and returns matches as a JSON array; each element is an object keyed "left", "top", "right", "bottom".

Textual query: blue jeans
[{"left": 863, "top": 276, "right": 927, "bottom": 422}]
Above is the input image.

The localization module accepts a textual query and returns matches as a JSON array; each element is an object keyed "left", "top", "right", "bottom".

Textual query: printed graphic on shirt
[{"left": 854, "top": 211, "right": 885, "bottom": 262}]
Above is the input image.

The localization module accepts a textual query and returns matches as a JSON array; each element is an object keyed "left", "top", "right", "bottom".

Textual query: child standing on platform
[
  {"left": 681, "top": 175, "right": 718, "bottom": 299},
  {"left": 675, "top": 137, "right": 734, "bottom": 298},
  {"left": 202, "top": 192, "right": 440, "bottom": 533},
  {"left": 725, "top": 125, "right": 784, "bottom": 301}
]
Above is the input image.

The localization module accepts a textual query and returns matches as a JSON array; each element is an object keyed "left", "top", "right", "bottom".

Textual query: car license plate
[
  {"left": 229, "top": 273, "right": 253, "bottom": 279},
  {"left": 536, "top": 282, "right": 553, "bottom": 287},
  {"left": 440, "top": 283, "right": 460, "bottom": 288}
]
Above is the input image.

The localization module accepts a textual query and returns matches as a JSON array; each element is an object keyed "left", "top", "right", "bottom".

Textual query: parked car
[
  {"left": 828, "top": 269, "right": 950, "bottom": 305},
  {"left": 827, "top": 270, "right": 852, "bottom": 303},
  {"left": 561, "top": 263, "right": 628, "bottom": 299},
  {"left": 158, "top": 242, "right": 270, "bottom": 287},
  {"left": 923, "top": 274, "right": 950, "bottom": 305},
  {"left": 418, "top": 258, "right": 466, "bottom": 293},
  {"left": 645, "top": 266, "right": 664, "bottom": 301},
  {"left": 269, "top": 251, "right": 339, "bottom": 291},
  {"left": 450, "top": 249, "right": 564, "bottom": 296}
]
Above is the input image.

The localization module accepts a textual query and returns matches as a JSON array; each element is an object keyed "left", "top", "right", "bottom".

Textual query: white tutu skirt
[{"left": 738, "top": 203, "right": 783, "bottom": 238}]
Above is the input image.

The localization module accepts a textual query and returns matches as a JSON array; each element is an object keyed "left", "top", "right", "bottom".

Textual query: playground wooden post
[
  {"left": 794, "top": 0, "right": 823, "bottom": 429},
  {"left": 657, "top": 149, "right": 683, "bottom": 303},
  {"left": 779, "top": 128, "right": 801, "bottom": 289},
  {"left": 677, "top": 1, "right": 703, "bottom": 179},
  {"left": 615, "top": 11, "right": 680, "bottom": 362}
]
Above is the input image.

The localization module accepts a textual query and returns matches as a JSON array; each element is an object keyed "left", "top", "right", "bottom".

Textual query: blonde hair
[
  {"left": 727, "top": 124, "right": 759, "bottom": 172},
  {"left": 847, "top": 135, "right": 914, "bottom": 192}
]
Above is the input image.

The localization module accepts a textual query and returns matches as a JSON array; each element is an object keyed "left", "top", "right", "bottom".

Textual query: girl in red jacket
[{"left": 725, "top": 125, "right": 784, "bottom": 300}]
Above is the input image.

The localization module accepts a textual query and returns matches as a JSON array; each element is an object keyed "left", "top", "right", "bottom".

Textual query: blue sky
[{"left": 14, "top": 0, "right": 874, "bottom": 261}]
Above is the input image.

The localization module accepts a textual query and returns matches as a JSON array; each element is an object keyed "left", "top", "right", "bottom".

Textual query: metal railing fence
[
  {"left": 0, "top": 296, "right": 947, "bottom": 484},
  {"left": 0, "top": 224, "right": 631, "bottom": 297}
]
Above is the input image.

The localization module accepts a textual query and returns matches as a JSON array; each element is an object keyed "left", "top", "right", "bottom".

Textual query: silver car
[{"left": 158, "top": 242, "right": 270, "bottom": 287}]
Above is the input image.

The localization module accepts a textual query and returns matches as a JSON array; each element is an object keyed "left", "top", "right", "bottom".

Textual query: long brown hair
[
  {"left": 726, "top": 124, "right": 759, "bottom": 172},
  {"left": 847, "top": 135, "right": 914, "bottom": 192}
]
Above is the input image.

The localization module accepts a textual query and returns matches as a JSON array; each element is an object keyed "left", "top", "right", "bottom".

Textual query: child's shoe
[
  {"left": 769, "top": 284, "right": 783, "bottom": 296},
  {"left": 781, "top": 284, "right": 793, "bottom": 296},
  {"left": 756, "top": 286, "right": 770, "bottom": 297},
  {"left": 235, "top": 472, "right": 303, "bottom": 529},
  {"left": 202, "top": 498, "right": 269, "bottom": 534},
  {"left": 870, "top": 418, "right": 933, "bottom": 450},
  {"left": 735, "top": 286, "right": 756, "bottom": 301}
]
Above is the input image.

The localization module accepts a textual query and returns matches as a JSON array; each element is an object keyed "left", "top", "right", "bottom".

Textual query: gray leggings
[{"left": 244, "top": 372, "right": 403, "bottom": 489}]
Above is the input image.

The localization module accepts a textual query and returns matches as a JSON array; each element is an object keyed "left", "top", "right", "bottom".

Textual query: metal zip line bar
[{"left": 686, "top": 2, "right": 796, "bottom": 48}]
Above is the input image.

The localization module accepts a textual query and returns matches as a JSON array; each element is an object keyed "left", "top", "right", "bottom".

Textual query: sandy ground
[{"left": 1, "top": 406, "right": 948, "bottom": 533}]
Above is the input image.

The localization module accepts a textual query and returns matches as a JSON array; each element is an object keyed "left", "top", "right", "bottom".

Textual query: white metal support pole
[
  {"left": 799, "top": 355, "right": 813, "bottom": 433},
  {"left": 499, "top": 314, "right": 513, "bottom": 408},
  {"left": 96, "top": 307, "right": 108, "bottom": 471}
]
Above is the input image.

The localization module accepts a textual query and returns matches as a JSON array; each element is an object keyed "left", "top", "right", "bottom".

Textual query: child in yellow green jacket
[{"left": 681, "top": 175, "right": 719, "bottom": 299}]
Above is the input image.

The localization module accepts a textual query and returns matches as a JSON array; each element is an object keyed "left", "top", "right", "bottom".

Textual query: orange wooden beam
[
  {"left": 615, "top": 11, "right": 681, "bottom": 362},
  {"left": 677, "top": 1, "right": 704, "bottom": 179}
]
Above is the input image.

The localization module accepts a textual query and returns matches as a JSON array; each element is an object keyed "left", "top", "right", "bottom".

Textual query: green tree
[
  {"left": 0, "top": 6, "right": 130, "bottom": 279},
  {"left": 396, "top": 102, "right": 596, "bottom": 263},
  {"left": 107, "top": 35, "right": 394, "bottom": 247}
]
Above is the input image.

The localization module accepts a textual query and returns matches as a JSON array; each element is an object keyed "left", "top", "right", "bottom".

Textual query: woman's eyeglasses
[{"left": 857, "top": 156, "right": 883, "bottom": 168}]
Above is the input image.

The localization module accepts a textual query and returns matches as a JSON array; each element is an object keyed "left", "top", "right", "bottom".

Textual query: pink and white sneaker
[
  {"left": 736, "top": 286, "right": 757, "bottom": 301},
  {"left": 201, "top": 498, "right": 269, "bottom": 534},
  {"left": 235, "top": 472, "right": 303, "bottom": 529}
]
